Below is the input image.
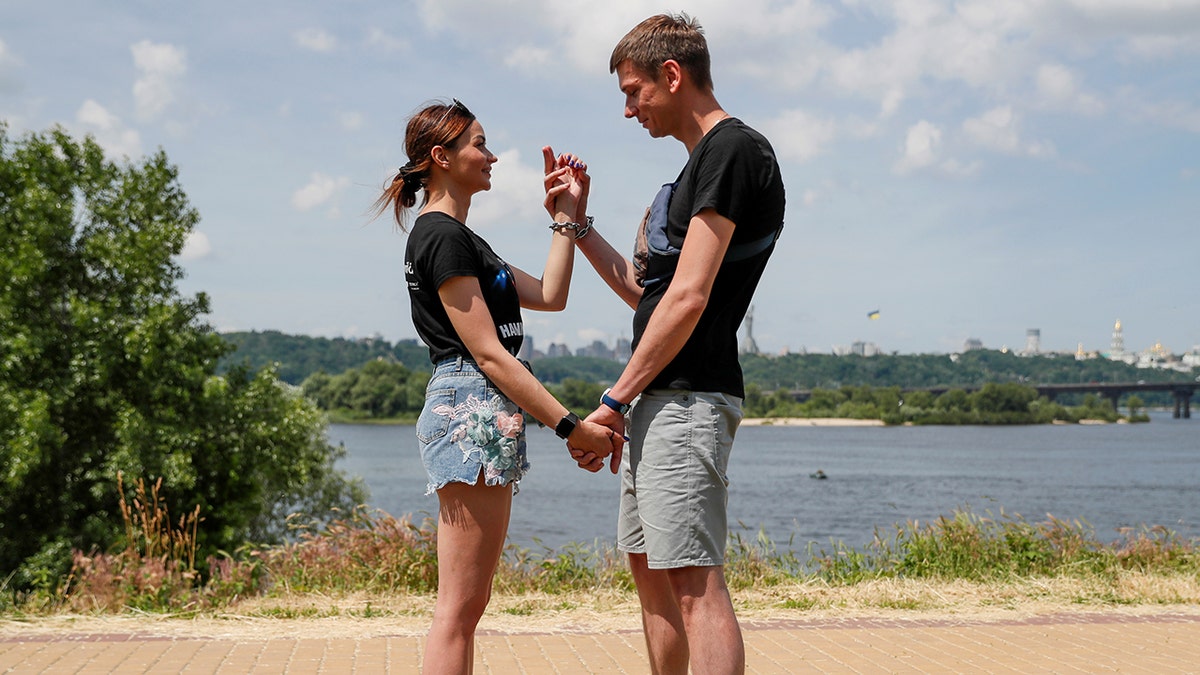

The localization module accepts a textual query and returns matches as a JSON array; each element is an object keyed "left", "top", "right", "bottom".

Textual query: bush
[{"left": 1, "top": 126, "right": 364, "bottom": 590}]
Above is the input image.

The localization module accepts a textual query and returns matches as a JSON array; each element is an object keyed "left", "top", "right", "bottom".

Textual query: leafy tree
[
  {"left": 971, "top": 383, "right": 1039, "bottom": 414},
  {"left": 0, "top": 126, "right": 364, "bottom": 591},
  {"left": 935, "top": 389, "right": 971, "bottom": 412},
  {"left": 551, "top": 378, "right": 607, "bottom": 415},
  {"left": 529, "top": 355, "right": 626, "bottom": 385},
  {"left": 301, "top": 359, "right": 429, "bottom": 420},
  {"left": 902, "top": 390, "right": 936, "bottom": 410},
  {"left": 800, "top": 388, "right": 847, "bottom": 416},
  {"left": 220, "top": 330, "right": 430, "bottom": 384}
]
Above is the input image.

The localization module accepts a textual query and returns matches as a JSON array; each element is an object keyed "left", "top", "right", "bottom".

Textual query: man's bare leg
[
  {"left": 629, "top": 552, "right": 689, "bottom": 674},
  {"left": 667, "top": 564, "right": 744, "bottom": 675}
]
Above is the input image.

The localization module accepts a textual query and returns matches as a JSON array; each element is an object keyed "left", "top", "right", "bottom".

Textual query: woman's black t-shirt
[{"left": 405, "top": 212, "right": 524, "bottom": 363}]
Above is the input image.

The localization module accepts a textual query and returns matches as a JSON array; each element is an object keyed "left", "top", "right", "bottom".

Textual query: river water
[{"left": 331, "top": 413, "right": 1199, "bottom": 552}]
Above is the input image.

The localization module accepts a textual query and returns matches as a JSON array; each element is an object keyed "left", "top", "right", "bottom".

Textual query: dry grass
[
  {"left": 6, "top": 573, "right": 1199, "bottom": 641},
  {"left": 7, "top": 496, "right": 1198, "bottom": 642}
]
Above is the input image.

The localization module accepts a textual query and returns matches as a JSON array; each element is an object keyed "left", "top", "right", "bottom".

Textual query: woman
[{"left": 375, "top": 99, "right": 620, "bottom": 674}]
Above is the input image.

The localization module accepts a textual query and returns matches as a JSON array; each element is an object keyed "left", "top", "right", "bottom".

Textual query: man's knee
[{"left": 666, "top": 566, "right": 730, "bottom": 607}]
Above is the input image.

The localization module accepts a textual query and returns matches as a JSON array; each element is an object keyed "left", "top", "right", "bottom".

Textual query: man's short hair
[{"left": 609, "top": 13, "right": 713, "bottom": 91}]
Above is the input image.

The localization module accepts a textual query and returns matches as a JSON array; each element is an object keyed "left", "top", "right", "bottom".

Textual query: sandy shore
[{"left": 741, "top": 417, "right": 885, "bottom": 427}]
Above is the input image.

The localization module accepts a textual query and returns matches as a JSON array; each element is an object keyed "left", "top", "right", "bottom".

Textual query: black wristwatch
[
  {"left": 555, "top": 411, "right": 580, "bottom": 439},
  {"left": 601, "top": 388, "right": 631, "bottom": 415}
]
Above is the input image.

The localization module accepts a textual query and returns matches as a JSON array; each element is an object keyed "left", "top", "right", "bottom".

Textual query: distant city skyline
[{"left": 418, "top": 315, "right": 1200, "bottom": 360}]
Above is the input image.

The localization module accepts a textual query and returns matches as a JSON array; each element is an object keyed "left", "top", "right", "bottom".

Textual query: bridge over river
[{"left": 793, "top": 382, "right": 1197, "bottom": 419}]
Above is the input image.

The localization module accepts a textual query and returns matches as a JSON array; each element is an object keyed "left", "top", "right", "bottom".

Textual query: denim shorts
[
  {"left": 617, "top": 390, "right": 743, "bottom": 569},
  {"left": 416, "top": 356, "right": 529, "bottom": 495}
]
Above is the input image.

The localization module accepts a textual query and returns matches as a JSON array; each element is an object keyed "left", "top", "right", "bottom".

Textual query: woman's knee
[{"left": 436, "top": 589, "right": 490, "bottom": 627}]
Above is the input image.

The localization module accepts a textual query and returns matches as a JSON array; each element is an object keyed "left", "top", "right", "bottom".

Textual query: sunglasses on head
[{"left": 430, "top": 98, "right": 471, "bottom": 132}]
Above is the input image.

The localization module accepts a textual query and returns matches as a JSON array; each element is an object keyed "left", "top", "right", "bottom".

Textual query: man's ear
[{"left": 662, "top": 59, "right": 684, "bottom": 93}]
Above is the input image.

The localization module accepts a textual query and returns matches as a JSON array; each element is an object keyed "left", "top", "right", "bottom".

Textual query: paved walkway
[{"left": 3, "top": 612, "right": 1200, "bottom": 673}]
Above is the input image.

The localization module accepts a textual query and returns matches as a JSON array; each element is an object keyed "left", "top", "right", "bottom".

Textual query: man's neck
[{"left": 676, "top": 94, "right": 729, "bottom": 153}]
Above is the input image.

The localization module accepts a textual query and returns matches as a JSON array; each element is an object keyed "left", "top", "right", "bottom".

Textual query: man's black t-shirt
[
  {"left": 405, "top": 212, "right": 524, "bottom": 363},
  {"left": 631, "top": 118, "right": 785, "bottom": 398}
]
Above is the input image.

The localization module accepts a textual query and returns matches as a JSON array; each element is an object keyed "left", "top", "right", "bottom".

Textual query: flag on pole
[{"left": 867, "top": 310, "right": 880, "bottom": 320}]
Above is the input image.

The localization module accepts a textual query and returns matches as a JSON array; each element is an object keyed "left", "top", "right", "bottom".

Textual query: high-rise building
[
  {"left": 614, "top": 337, "right": 632, "bottom": 363},
  {"left": 1021, "top": 329, "right": 1040, "bottom": 356},
  {"left": 739, "top": 305, "right": 760, "bottom": 355},
  {"left": 517, "top": 336, "right": 534, "bottom": 362}
]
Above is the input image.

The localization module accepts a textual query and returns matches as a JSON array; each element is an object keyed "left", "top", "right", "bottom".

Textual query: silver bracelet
[
  {"left": 575, "top": 215, "right": 594, "bottom": 240},
  {"left": 549, "top": 216, "right": 593, "bottom": 240},
  {"left": 549, "top": 220, "right": 580, "bottom": 234}
]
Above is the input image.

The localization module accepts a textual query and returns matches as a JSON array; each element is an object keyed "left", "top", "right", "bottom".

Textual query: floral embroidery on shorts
[{"left": 432, "top": 393, "right": 527, "bottom": 485}]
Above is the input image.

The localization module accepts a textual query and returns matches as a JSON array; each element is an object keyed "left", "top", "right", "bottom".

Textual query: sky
[{"left": 3, "top": 0, "right": 1198, "bottom": 357}]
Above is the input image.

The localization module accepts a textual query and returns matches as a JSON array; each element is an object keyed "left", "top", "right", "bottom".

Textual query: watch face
[{"left": 556, "top": 412, "right": 578, "bottom": 439}]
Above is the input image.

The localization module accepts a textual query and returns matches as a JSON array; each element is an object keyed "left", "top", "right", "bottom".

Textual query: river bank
[{"left": 740, "top": 417, "right": 885, "bottom": 427}]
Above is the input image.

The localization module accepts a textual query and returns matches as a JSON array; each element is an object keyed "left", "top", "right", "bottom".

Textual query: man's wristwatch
[
  {"left": 600, "top": 388, "right": 631, "bottom": 415},
  {"left": 555, "top": 411, "right": 580, "bottom": 439}
]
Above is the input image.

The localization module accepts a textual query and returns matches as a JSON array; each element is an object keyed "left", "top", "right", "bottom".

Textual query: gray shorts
[{"left": 617, "top": 390, "right": 743, "bottom": 569}]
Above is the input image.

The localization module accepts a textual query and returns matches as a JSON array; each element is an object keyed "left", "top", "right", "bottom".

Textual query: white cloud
[
  {"left": 504, "top": 45, "right": 553, "bottom": 72},
  {"left": 131, "top": 40, "right": 186, "bottom": 121},
  {"left": 963, "top": 105, "right": 1055, "bottom": 158},
  {"left": 760, "top": 108, "right": 838, "bottom": 163},
  {"left": 75, "top": 99, "right": 142, "bottom": 158},
  {"left": 1061, "top": 0, "right": 1200, "bottom": 33},
  {"left": 294, "top": 28, "right": 337, "bottom": 53},
  {"left": 0, "top": 38, "right": 20, "bottom": 93},
  {"left": 1128, "top": 98, "right": 1200, "bottom": 133},
  {"left": 365, "top": 27, "right": 409, "bottom": 53},
  {"left": 827, "top": 1, "right": 1036, "bottom": 111},
  {"left": 940, "top": 157, "right": 983, "bottom": 177},
  {"left": 0, "top": 38, "right": 19, "bottom": 69},
  {"left": 469, "top": 148, "right": 545, "bottom": 229},
  {"left": 180, "top": 231, "right": 212, "bottom": 261},
  {"left": 1035, "top": 63, "right": 1104, "bottom": 114},
  {"left": 894, "top": 119, "right": 941, "bottom": 174},
  {"left": 1123, "top": 34, "right": 1198, "bottom": 58},
  {"left": 417, "top": 0, "right": 835, "bottom": 79},
  {"left": 338, "top": 111, "right": 364, "bottom": 131},
  {"left": 292, "top": 173, "right": 350, "bottom": 211}
]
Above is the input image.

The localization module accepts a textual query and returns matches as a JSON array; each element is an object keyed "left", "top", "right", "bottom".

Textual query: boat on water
[{"left": 810, "top": 469, "right": 827, "bottom": 480}]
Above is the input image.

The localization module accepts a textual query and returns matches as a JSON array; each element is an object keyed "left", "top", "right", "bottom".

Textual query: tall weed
[
  {"left": 63, "top": 473, "right": 262, "bottom": 612},
  {"left": 260, "top": 507, "right": 439, "bottom": 594}
]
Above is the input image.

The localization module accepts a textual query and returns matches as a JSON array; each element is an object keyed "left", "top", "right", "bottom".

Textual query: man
[{"left": 567, "top": 13, "right": 786, "bottom": 675}]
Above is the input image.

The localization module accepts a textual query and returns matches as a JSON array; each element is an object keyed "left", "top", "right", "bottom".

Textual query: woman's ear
[{"left": 431, "top": 145, "right": 450, "bottom": 169}]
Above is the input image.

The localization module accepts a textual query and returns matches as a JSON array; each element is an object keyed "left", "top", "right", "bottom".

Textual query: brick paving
[{"left": 3, "top": 612, "right": 1199, "bottom": 673}]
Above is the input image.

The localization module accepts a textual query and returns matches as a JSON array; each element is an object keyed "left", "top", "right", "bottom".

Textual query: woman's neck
[{"left": 421, "top": 186, "right": 471, "bottom": 223}]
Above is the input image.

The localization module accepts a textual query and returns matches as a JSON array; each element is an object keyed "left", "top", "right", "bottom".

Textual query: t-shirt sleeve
[
  {"left": 420, "top": 221, "right": 480, "bottom": 291},
  {"left": 688, "top": 130, "right": 762, "bottom": 227}
]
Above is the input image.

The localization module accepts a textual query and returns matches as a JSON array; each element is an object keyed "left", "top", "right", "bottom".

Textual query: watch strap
[{"left": 601, "top": 389, "right": 630, "bottom": 415}]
